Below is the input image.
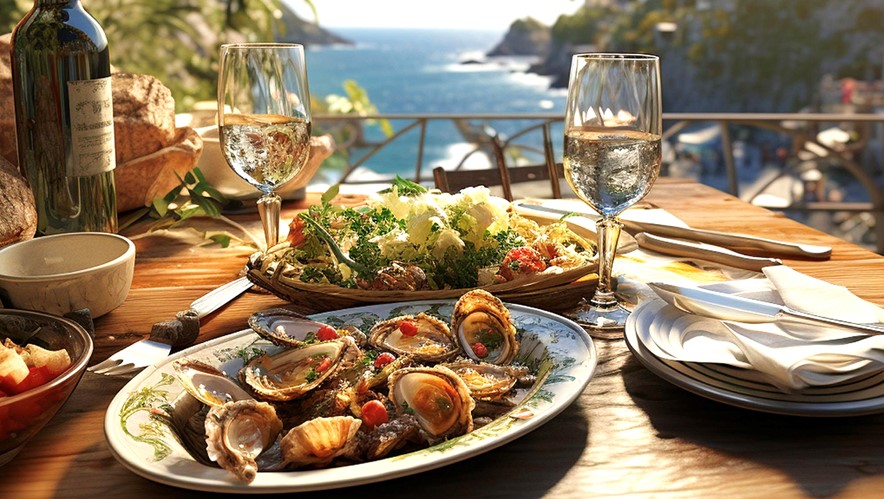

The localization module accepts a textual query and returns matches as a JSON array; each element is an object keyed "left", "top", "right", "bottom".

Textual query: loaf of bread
[
  {"left": 115, "top": 127, "right": 202, "bottom": 212},
  {"left": 111, "top": 73, "right": 178, "bottom": 165},
  {"left": 0, "top": 155, "right": 37, "bottom": 248},
  {"left": 0, "top": 34, "right": 16, "bottom": 167}
]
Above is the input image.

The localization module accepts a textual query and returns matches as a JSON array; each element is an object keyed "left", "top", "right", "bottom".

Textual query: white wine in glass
[
  {"left": 563, "top": 53, "right": 662, "bottom": 339},
  {"left": 218, "top": 43, "right": 312, "bottom": 250}
]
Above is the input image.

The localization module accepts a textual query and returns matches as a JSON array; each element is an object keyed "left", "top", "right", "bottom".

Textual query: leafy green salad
[{"left": 283, "top": 178, "right": 595, "bottom": 290}]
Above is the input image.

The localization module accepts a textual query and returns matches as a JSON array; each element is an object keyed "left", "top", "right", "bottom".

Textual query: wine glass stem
[
  {"left": 591, "top": 217, "right": 622, "bottom": 308},
  {"left": 257, "top": 192, "right": 282, "bottom": 250}
]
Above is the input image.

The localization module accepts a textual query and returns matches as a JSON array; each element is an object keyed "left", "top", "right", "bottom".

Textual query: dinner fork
[{"left": 87, "top": 276, "right": 253, "bottom": 376}]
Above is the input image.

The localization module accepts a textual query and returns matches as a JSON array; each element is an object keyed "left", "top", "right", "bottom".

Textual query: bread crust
[{"left": 0, "top": 155, "right": 37, "bottom": 248}]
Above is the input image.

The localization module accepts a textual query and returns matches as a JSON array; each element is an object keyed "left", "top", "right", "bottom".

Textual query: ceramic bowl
[
  {"left": 0, "top": 233, "right": 135, "bottom": 318},
  {"left": 194, "top": 125, "right": 307, "bottom": 201},
  {"left": 0, "top": 309, "right": 93, "bottom": 466}
]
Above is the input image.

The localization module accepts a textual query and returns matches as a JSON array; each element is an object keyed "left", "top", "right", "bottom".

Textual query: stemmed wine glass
[
  {"left": 562, "top": 53, "right": 662, "bottom": 339},
  {"left": 218, "top": 43, "right": 312, "bottom": 250}
]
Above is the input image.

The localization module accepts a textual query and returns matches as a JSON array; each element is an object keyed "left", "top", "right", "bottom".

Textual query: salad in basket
[{"left": 273, "top": 178, "right": 597, "bottom": 291}]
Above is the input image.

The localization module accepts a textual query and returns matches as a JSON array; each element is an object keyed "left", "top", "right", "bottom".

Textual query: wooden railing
[{"left": 313, "top": 113, "right": 884, "bottom": 253}]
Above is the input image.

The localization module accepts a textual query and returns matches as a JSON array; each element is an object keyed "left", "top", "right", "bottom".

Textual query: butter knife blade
[
  {"left": 515, "top": 202, "right": 832, "bottom": 260},
  {"left": 635, "top": 232, "right": 782, "bottom": 272}
]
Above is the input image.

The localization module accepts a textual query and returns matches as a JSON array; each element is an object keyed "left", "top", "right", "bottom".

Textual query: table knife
[
  {"left": 514, "top": 202, "right": 832, "bottom": 260},
  {"left": 635, "top": 232, "right": 782, "bottom": 272}
]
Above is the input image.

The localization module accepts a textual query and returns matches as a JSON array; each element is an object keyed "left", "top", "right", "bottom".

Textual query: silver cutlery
[
  {"left": 87, "top": 276, "right": 253, "bottom": 376},
  {"left": 634, "top": 232, "right": 782, "bottom": 271},
  {"left": 514, "top": 202, "right": 832, "bottom": 260},
  {"left": 648, "top": 281, "right": 884, "bottom": 335}
]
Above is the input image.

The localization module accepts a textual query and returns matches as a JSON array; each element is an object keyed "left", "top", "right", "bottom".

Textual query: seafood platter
[
  {"left": 246, "top": 180, "right": 599, "bottom": 312},
  {"left": 105, "top": 290, "right": 597, "bottom": 492}
]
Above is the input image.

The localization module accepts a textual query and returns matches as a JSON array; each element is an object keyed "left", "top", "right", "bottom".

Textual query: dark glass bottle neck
[{"left": 35, "top": 0, "right": 79, "bottom": 6}]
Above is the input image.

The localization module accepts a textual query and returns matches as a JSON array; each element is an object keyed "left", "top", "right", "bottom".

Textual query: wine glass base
[{"left": 564, "top": 302, "right": 630, "bottom": 340}]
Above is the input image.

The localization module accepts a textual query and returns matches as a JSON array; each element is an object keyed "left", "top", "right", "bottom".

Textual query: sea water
[{"left": 306, "top": 28, "right": 567, "bottom": 178}]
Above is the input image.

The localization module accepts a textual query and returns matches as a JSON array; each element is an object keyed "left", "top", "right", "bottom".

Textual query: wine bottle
[{"left": 11, "top": 0, "right": 118, "bottom": 235}]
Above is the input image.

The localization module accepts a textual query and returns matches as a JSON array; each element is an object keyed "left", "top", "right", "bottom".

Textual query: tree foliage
[
  {"left": 550, "top": 0, "right": 884, "bottom": 112},
  {"left": 2, "top": 0, "right": 286, "bottom": 112}
]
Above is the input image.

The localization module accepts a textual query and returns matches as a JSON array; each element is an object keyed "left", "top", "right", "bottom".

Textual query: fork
[{"left": 87, "top": 276, "right": 253, "bottom": 376}]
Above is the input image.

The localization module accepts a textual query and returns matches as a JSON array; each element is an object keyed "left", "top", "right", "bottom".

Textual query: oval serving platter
[{"left": 104, "top": 300, "right": 597, "bottom": 493}]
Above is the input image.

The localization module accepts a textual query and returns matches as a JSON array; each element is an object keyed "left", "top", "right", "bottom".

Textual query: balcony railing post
[{"left": 718, "top": 120, "right": 739, "bottom": 197}]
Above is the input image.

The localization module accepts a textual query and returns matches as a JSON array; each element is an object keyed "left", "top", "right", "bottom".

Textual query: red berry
[
  {"left": 316, "top": 325, "right": 339, "bottom": 341},
  {"left": 361, "top": 400, "right": 389, "bottom": 428},
  {"left": 374, "top": 352, "right": 396, "bottom": 368},
  {"left": 471, "top": 342, "right": 489, "bottom": 358},
  {"left": 398, "top": 320, "right": 418, "bottom": 337}
]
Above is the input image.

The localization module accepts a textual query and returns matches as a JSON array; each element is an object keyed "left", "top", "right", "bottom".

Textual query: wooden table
[{"left": 3, "top": 179, "right": 883, "bottom": 498}]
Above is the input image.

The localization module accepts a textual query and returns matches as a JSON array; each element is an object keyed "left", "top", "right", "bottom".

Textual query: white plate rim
[
  {"left": 104, "top": 300, "right": 597, "bottom": 493},
  {"left": 624, "top": 300, "right": 884, "bottom": 417}
]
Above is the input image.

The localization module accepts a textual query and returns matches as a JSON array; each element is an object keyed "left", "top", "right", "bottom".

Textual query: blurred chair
[{"left": 433, "top": 124, "right": 564, "bottom": 201}]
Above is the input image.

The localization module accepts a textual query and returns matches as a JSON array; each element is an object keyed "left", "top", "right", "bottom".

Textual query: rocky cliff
[
  {"left": 487, "top": 17, "right": 551, "bottom": 57},
  {"left": 276, "top": 7, "right": 352, "bottom": 46}
]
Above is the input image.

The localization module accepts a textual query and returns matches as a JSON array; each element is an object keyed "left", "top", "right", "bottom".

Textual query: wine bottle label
[{"left": 67, "top": 76, "right": 116, "bottom": 177}]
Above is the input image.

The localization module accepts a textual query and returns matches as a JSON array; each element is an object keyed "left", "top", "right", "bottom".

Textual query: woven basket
[{"left": 246, "top": 248, "right": 599, "bottom": 313}]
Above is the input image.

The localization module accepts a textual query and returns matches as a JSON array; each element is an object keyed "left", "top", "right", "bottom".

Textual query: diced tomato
[
  {"left": 0, "top": 388, "right": 8, "bottom": 398},
  {"left": 316, "top": 325, "right": 339, "bottom": 341},
  {"left": 373, "top": 352, "right": 396, "bottom": 368},
  {"left": 398, "top": 320, "right": 418, "bottom": 337},
  {"left": 5, "top": 366, "right": 55, "bottom": 395},
  {"left": 471, "top": 342, "right": 489, "bottom": 358},
  {"left": 498, "top": 246, "right": 547, "bottom": 282},
  {"left": 316, "top": 357, "right": 333, "bottom": 373},
  {"left": 361, "top": 400, "right": 389, "bottom": 428}
]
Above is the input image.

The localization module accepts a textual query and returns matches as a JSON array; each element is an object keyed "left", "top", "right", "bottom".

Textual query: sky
[{"left": 285, "top": 0, "right": 581, "bottom": 31}]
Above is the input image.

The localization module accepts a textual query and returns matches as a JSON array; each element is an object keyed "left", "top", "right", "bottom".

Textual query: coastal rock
[
  {"left": 487, "top": 18, "right": 551, "bottom": 57},
  {"left": 276, "top": 6, "right": 352, "bottom": 46}
]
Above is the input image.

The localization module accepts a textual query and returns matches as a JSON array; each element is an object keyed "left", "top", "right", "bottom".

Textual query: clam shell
[
  {"left": 452, "top": 289, "right": 519, "bottom": 365},
  {"left": 388, "top": 365, "right": 474, "bottom": 442},
  {"left": 205, "top": 399, "right": 283, "bottom": 483},
  {"left": 240, "top": 336, "right": 361, "bottom": 402},
  {"left": 280, "top": 416, "right": 362, "bottom": 467},
  {"left": 368, "top": 313, "right": 460, "bottom": 363},
  {"left": 172, "top": 359, "right": 253, "bottom": 407}
]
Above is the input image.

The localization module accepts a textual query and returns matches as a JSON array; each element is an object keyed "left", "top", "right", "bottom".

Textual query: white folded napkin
[{"left": 638, "top": 266, "right": 884, "bottom": 392}]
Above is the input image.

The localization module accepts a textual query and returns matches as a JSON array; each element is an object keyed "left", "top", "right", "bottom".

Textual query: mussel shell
[
  {"left": 452, "top": 289, "right": 519, "bottom": 365},
  {"left": 172, "top": 359, "right": 253, "bottom": 407},
  {"left": 241, "top": 336, "right": 361, "bottom": 402},
  {"left": 368, "top": 313, "right": 460, "bottom": 363},
  {"left": 249, "top": 308, "right": 366, "bottom": 348},
  {"left": 205, "top": 399, "right": 283, "bottom": 483},
  {"left": 388, "top": 366, "right": 474, "bottom": 442}
]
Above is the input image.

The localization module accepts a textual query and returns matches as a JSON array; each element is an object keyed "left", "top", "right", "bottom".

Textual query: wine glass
[
  {"left": 562, "top": 53, "right": 662, "bottom": 339},
  {"left": 218, "top": 43, "right": 312, "bottom": 250}
]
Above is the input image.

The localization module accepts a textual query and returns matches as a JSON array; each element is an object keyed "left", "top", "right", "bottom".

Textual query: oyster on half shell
[
  {"left": 241, "top": 336, "right": 361, "bottom": 402},
  {"left": 452, "top": 289, "right": 519, "bottom": 365},
  {"left": 205, "top": 399, "right": 283, "bottom": 483},
  {"left": 368, "top": 313, "right": 460, "bottom": 363},
  {"left": 442, "top": 360, "right": 530, "bottom": 400},
  {"left": 249, "top": 308, "right": 366, "bottom": 348},
  {"left": 388, "top": 365, "right": 474, "bottom": 442},
  {"left": 172, "top": 360, "right": 253, "bottom": 407}
]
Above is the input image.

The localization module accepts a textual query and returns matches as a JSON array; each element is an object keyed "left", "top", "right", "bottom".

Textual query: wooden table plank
[{"left": 2, "top": 180, "right": 883, "bottom": 498}]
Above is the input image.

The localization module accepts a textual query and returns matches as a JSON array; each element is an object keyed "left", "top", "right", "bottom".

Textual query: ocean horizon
[{"left": 305, "top": 27, "right": 568, "bottom": 179}]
